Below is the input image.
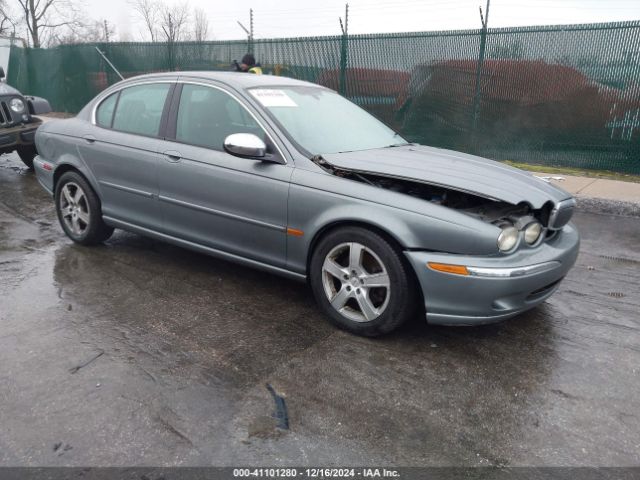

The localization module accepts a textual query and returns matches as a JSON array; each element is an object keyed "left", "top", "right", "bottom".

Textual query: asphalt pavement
[{"left": 1, "top": 152, "right": 639, "bottom": 466}]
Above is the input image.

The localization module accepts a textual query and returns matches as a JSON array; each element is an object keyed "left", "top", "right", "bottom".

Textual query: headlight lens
[
  {"left": 497, "top": 226, "right": 519, "bottom": 252},
  {"left": 10, "top": 98, "right": 25, "bottom": 113},
  {"left": 524, "top": 222, "right": 543, "bottom": 245}
]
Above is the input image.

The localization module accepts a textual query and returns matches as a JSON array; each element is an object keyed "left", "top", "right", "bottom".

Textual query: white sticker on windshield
[{"left": 250, "top": 89, "right": 297, "bottom": 107}]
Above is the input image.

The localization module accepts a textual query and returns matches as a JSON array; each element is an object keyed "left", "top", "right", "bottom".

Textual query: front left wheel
[
  {"left": 309, "top": 226, "right": 417, "bottom": 336},
  {"left": 16, "top": 145, "right": 37, "bottom": 169},
  {"left": 55, "top": 171, "right": 114, "bottom": 245}
]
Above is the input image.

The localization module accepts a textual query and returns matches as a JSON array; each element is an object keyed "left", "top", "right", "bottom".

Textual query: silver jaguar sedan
[{"left": 33, "top": 72, "right": 579, "bottom": 336}]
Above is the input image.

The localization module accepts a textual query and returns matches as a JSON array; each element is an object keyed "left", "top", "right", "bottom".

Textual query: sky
[{"left": 88, "top": 0, "right": 640, "bottom": 41}]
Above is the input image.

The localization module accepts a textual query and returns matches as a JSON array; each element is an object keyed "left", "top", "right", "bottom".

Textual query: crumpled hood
[{"left": 322, "top": 144, "right": 572, "bottom": 208}]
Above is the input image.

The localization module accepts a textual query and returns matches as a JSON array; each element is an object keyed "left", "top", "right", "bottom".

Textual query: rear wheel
[
  {"left": 16, "top": 145, "right": 37, "bottom": 169},
  {"left": 309, "top": 226, "right": 417, "bottom": 336},
  {"left": 55, "top": 171, "right": 114, "bottom": 245}
]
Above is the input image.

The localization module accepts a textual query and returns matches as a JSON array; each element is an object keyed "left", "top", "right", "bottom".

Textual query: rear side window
[
  {"left": 96, "top": 92, "right": 118, "bottom": 128},
  {"left": 112, "top": 84, "right": 171, "bottom": 137}
]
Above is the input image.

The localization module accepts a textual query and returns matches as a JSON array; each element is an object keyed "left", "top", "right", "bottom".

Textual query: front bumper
[
  {"left": 404, "top": 223, "right": 580, "bottom": 325},
  {"left": 0, "top": 120, "right": 41, "bottom": 150}
]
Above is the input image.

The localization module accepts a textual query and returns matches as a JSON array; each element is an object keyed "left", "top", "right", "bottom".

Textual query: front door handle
[
  {"left": 83, "top": 135, "right": 96, "bottom": 144},
  {"left": 163, "top": 150, "right": 182, "bottom": 163}
]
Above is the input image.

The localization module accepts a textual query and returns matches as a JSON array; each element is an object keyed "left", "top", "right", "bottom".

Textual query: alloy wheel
[
  {"left": 60, "top": 182, "right": 90, "bottom": 237},
  {"left": 321, "top": 242, "right": 391, "bottom": 322}
]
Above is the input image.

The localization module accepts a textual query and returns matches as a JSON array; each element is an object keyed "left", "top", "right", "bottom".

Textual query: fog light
[
  {"left": 524, "top": 222, "right": 542, "bottom": 245},
  {"left": 498, "top": 226, "right": 519, "bottom": 252}
]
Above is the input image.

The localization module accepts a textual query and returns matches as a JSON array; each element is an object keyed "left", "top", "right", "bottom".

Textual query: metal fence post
[
  {"left": 338, "top": 3, "right": 349, "bottom": 96},
  {"left": 339, "top": 35, "right": 348, "bottom": 95},
  {"left": 471, "top": 0, "right": 491, "bottom": 152}
]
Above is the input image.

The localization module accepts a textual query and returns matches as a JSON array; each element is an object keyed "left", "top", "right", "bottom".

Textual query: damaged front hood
[{"left": 322, "top": 145, "right": 571, "bottom": 208}]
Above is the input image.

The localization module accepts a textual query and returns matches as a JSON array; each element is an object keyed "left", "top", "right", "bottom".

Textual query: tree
[
  {"left": 192, "top": 7, "right": 209, "bottom": 42},
  {"left": 130, "top": 0, "right": 159, "bottom": 42},
  {"left": 160, "top": 2, "right": 189, "bottom": 44},
  {"left": 0, "top": 0, "right": 16, "bottom": 36},
  {"left": 16, "top": 0, "right": 85, "bottom": 48},
  {"left": 48, "top": 19, "right": 115, "bottom": 45}
]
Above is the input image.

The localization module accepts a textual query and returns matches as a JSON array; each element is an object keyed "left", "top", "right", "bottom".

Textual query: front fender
[
  {"left": 286, "top": 169, "right": 500, "bottom": 275},
  {"left": 26, "top": 96, "right": 52, "bottom": 115}
]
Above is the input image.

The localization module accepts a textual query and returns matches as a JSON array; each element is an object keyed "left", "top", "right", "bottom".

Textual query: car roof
[{"left": 123, "top": 71, "right": 322, "bottom": 90}]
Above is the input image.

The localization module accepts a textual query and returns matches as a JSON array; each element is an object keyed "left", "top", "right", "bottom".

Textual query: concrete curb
[{"left": 576, "top": 196, "right": 640, "bottom": 218}]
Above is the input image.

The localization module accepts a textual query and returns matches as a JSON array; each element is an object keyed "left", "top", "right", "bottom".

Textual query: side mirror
[
  {"left": 224, "top": 133, "right": 266, "bottom": 159},
  {"left": 0, "top": 67, "right": 5, "bottom": 79}
]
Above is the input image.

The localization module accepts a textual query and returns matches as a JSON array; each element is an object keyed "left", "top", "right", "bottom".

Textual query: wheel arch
[
  {"left": 305, "top": 220, "right": 409, "bottom": 280},
  {"left": 53, "top": 161, "right": 100, "bottom": 198},
  {"left": 305, "top": 219, "right": 426, "bottom": 331}
]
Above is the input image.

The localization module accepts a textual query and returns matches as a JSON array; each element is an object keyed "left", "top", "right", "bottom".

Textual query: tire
[
  {"left": 16, "top": 145, "right": 37, "bottom": 169},
  {"left": 55, "top": 171, "right": 114, "bottom": 245},
  {"left": 309, "top": 226, "right": 417, "bottom": 336}
]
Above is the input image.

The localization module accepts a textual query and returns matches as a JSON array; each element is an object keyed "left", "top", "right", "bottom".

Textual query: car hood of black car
[
  {"left": 321, "top": 144, "right": 572, "bottom": 209},
  {"left": 0, "top": 83, "right": 23, "bottom": 96}
]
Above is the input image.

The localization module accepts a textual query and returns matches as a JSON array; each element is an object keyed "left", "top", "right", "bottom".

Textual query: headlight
[
  {"left": 497, "top": 226, "right": 519, "bottom": 252},
  {"left": 524, "top": 222, "right": 543, "bottom": 245},
  {"left": 10, "top": 98, "right": 25, "bottom": 113}
]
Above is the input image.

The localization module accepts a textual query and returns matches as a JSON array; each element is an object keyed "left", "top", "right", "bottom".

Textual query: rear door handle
[
  {"left": 83, "top": 135, "right": 96, "bottom": 144},
  {"left": 163, "top": 150, "right": 182, "bottom": 163}
]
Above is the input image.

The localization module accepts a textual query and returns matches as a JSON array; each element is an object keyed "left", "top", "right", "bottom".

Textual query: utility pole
[
  {"left": 103, "top": 20, "right": 110, "bottom": 43},
  {"left": 237, "top": 8, "right": 254, "bottom": 52},
  {"left": 471, "top": 0, "right": 490, "bottom": 150},
  {"left": 339, "top": 3, "right": 349, "bottom": 96}
]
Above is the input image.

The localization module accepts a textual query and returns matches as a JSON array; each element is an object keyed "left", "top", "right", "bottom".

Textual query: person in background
[{"left": 236, "top": 53, "right": 263, "bottom": 74}]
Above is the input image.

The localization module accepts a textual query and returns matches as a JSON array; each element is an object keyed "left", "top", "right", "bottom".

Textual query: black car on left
[{"left": 0, "top": 67, "right": 52, "bottom": 168}]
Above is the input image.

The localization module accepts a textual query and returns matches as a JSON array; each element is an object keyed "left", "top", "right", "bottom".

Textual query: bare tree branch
[
  {"left": 47, "top": 18, "right": 115, "bottom": 45},
  {"left": 192, "top": 6, "right": 209, "bottom": 42},
  {"left": 0, "top": 0, "right": 18, "bottom": 36},
  {"left": 160, "top": 1, "right": 189, "bottom": 44},
  {"left": 129, "top": 0, "right": 159, "bottom": 42},
  {"left": 16, "top": 0, "right": 86, "bottom": 47}
]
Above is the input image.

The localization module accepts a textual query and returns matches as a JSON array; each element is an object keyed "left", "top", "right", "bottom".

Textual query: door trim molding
[
  {"left": 98, "top": 180, "right": 155, "bottom": 198},
  {"left": 158, "top": 194, "right": 286, "bottom": 232}
]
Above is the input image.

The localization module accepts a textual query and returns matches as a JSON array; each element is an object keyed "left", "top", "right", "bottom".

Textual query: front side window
[
  {"left": 175, "top": 84, "right": 263, "bottom": 151},
  {"left": 96, "top": 92, "right": 118, "bottom": 128},
  {"left": 249, "top": 86, "right": 407, "bottom": 155},
  {"left": 112, "top": 83, "right": 171, "bottom": 137}
]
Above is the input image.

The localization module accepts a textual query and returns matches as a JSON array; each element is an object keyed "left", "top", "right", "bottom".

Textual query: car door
[
  {"left": 157, "top": 82, "right": 293, "bottom": 269},
  {"left": 77, "top": 82, "right": 174, "bottom": 229}
]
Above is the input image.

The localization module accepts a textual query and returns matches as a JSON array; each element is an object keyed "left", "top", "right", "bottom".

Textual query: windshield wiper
[{"left": 384, "top": 142, "right": 412, "bottom": 148}]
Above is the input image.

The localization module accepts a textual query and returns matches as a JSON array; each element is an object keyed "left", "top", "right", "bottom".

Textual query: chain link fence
[{"left": 7, "top": 21, "right": 640, "bottom": 173}]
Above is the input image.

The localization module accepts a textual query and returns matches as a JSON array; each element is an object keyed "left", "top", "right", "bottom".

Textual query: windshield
[{"left": 248, "top": 86, "right": 408, "bottom": 155}]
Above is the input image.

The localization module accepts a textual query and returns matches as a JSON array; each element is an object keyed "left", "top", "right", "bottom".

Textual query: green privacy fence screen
[{"left": 7, "top": 21, "right": 640, "bottom": 173}]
